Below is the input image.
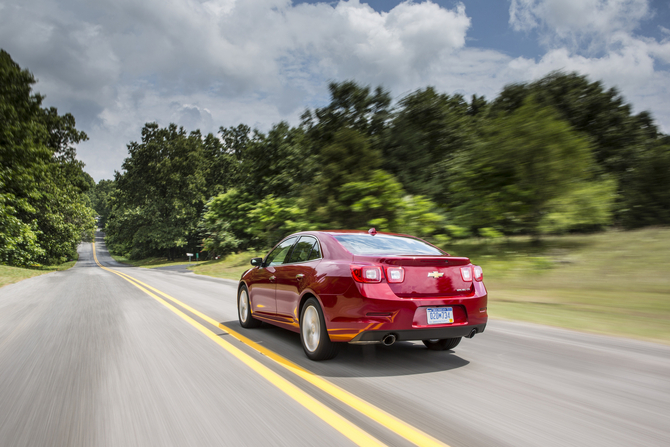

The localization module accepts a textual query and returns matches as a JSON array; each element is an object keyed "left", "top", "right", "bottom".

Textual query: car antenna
[{"left": 368, "top": 228, "right": 377, "bottom": 236}]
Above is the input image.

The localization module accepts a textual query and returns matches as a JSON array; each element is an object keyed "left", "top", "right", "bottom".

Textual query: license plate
[{"left": 427, "top": 307, "right": 454, "bottom": 325}]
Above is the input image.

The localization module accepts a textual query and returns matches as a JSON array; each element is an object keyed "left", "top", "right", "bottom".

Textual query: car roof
[
  {"left": 282, "top": 229, "right": 423, "bottom": 241},
  {"left": 317, "top": 229, "right": 414, "bottom": 237}
]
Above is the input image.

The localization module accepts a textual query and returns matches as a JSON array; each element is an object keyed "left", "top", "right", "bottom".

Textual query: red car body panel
[
  {"left": 240, "top": 230, "right": 488, "bottom": 343},
  {"left": 248, "top": 265, "right": 277, "bottom": 315}
]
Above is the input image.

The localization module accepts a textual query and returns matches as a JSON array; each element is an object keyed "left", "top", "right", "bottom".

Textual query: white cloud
[
  {"left": 1, "top": 0, "right": 669, "bottom": 181},
  {"left": 506, "top": 0, "right": 670, "bottom": 134},
  {"left": 0, "top": 0, "right": 474, "bottom": 179},
  {"left": 509, "top": 0, "right": 651, "bottom": 50},
  {"left": 648, "top": 38, "right": 670, "bottom": 63}
]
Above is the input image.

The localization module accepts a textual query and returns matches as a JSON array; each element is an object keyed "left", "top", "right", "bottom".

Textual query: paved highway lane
[
  {"left": 0, "top": 240, "right": 380, "bottom": 447},
  {"left": 1, "top": 233, "right": 669, "bottom": 447}
]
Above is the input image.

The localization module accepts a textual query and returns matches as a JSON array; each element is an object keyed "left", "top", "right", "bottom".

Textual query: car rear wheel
[
  {"left": 422, "top": 337, "right": 461, "bottom": 351},
  {"left": 300, "top": 298, "right": 339, "bottom": 360},
  {"left": 238, "top": 286, "right": 262, "bottom": 328}
]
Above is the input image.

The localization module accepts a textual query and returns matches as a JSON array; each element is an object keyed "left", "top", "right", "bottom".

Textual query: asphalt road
[{"left": 1, "top": 233, "right": 669, "bottom": 447}]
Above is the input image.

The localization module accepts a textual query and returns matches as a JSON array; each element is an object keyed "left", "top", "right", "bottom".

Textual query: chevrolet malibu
[{"left": 237, "top": 229, "right": 488, "bottom": 360}]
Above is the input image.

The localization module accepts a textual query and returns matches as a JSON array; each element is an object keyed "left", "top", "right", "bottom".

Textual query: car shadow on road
[{"left": 220, "top": 320, "right": 470, "bottom": 378}]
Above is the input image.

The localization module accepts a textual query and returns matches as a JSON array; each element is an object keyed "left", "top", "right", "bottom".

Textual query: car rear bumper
[
  {"left": 348, "top": 323, "right": 487, "bottom": 343},
  {"left": 323, "top": 281, "right": 488, "bottom": 342}
]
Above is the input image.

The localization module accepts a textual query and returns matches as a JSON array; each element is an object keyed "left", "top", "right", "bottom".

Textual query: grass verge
[
  {"left": 0, "top": 259, "right": 78, "bottom": 289},
  {"left": 110, "top": 254, "right": 206, "bottom": 269},
  {"left": 190, "top": 250, "right": 264, "bottom": 280},
  {"left": 446, "top": 227, "right": 670, "bottom": 344}
]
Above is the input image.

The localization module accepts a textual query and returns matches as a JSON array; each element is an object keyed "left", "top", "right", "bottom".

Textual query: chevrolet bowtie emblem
[{"left": 427, "top": 271, "right": 444, "bottom": 278}]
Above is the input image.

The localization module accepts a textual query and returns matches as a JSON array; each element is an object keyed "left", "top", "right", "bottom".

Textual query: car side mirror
[{"left": 250, "top": 257, "right": 263, "bottom": 267}]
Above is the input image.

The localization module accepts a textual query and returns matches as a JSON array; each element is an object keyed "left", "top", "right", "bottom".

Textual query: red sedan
[{"left": 237, "top": 229, "right": 488, "bottom": 360}]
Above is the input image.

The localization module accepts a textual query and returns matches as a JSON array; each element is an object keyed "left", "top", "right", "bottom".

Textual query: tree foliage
[
  {"left": 381, "top": 87, "right": 477, "bottom": 203},
  {"left": 0, "top": 50, "right": 94, "bottom": 266},
  {"left": 301, "top": 81, "right": 391, "bottom": 153},
  {"left": 490, "top": 71, "right": 665, "bottom": 224},
  {"left": 100, "top": 75, "right": 668, "bottom": 259},
  {"left": 106, "top": 123, "right": 207, "bottom": 259},
  {"left": 620, "top": 138, "right": 670, "bottom": 228},
  {"left": 450, "top": 96, "right": 615, "bottom": 237},
  {"left": 88, "top": 179, "right": 115, "bottom": 228},
  {"left": 229, "top": 122, "right": 308, "bottom": 200}
]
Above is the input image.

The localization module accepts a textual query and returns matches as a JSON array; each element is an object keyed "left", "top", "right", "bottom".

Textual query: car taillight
[
  {"left": 460, "top": 266, "right": 473, "bottom": 282},
  {"left": 473, "top": 265, "right": 483, "bottom": 281},
  {"left": 386, "top": 266, "right": 405, "bottom": 283},
  {"left": 350, "top": 265, "right": 383, "bottom": 283}
]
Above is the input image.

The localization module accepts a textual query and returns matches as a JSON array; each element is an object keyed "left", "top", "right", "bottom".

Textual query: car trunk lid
[{"left": 354, "top": 256, "right": 474, "bottom": 298}]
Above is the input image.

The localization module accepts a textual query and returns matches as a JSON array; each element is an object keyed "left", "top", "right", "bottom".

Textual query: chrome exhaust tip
[
  {"left": 465, "top": 329, "right": 477, "bottom": 339},
  {"left": 381, "top": 334, "right": 397, "bottom": 346}
]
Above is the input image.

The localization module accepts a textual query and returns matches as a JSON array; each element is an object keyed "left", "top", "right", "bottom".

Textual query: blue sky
[{"left": 1, "top": 0, "right": 669, "bottom": 181}]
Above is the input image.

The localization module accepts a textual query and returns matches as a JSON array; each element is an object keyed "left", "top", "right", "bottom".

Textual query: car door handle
[
  {"left": 295, "top": 274, "right": 305, "bottom": 279},
  {"left": 269, "top": 276, "right": 276, "bottom": 281}
]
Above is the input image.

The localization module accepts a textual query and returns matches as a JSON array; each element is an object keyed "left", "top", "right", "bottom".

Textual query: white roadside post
[{"left": 187, "top": 252, "right": 193, "bottom": 264}]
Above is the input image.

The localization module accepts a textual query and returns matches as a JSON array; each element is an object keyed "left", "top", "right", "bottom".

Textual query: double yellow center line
[{"left": 92, "top": 242, "right": 449, "bottom": 447}]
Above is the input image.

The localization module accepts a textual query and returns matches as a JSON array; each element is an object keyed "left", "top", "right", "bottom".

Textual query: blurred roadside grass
[
  {"left": 0, "top": 258, "right": 78, "bottom": 289},
  {"left": 188, "top": 227, "right": 670, "bottom": 345},
  {"left": 446, "top": 227, "right": 670, "bottom": 344},
  {"left": 109, "top": 255, "right": 206, "bottom": 269},
  {"left": 191, "top": 251, "right": 265, "bottom": 280}
]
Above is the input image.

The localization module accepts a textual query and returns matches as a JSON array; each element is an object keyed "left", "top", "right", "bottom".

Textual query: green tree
[
  {"left": 247, "top": 195, "right": 309, "bottom": 248},
  {"left": 0, "top": 50, "right": 49, "bottom": 265},
  {"left": 232, "top": 122, "right": 309, "bottom": 200},
  {"left": 205, "top": 123, "right": 254, "bottom": 198},
  {"left": 490, "top": 72, "right": 664, "bottom": 224},
  {"left": 201, "top": 189, "right": 254, "bottom": 256},
  {"left": 0, "top": 49, "right": 94, "bottom": 265},
  {"left": 200, "top": 170, "right": 446, "bottom": 254},
  {"left": 492, "top": 72, "right": 658, "bottom": 176},
  {"left": 337, "top": 169, "right": 406, "bottom": 231},
  {"left": 201, "top": 189, "right": 308, "bottom": 255},
  {"left": 301, "top": 127, "right": 382, "bottom": 227},
  {"left": 0, "top": 196, "right": 44, "bottom": 266},
  {"left": 338, "top": 170, "right": 444, "bottom": 238},
  {"left": 202, "top": 132, "right": 235, "bottom": 198},
  {"left": 301, "top": 81, "right": 391, "bottom": 150},
  {"left": 620, "top": 138, "right": 670, "bottom": 227},
  {"left": 382, "top": 87, "right": 477, "bottom": 204},
  {"left": 294, "top": 81, "right": 398, "bottom": 230},
  {"left": 35, "top": 109, "right": 96, "bottom": 259},
  {"left": 450, "top": 96, "right": 615, "bottom": 238},
  {"left": 89, "top": 179, "right": 116, "bottom": 228},
  {"left": 108, "top": 123, "right": 207, "bottom": 259}
]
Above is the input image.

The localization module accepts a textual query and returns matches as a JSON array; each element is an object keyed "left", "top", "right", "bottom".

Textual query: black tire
[
  {"left": 300, "top": 297, "right": 339, "bottom": 360},
  {"left": 238, "top": 285, "right": 262, "bottom": 328},
  {"left": 422, "top": 337, "right": 462, "bottom": 351}
]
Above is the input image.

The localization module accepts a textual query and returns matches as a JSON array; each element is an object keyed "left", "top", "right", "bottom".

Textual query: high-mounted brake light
[
  {"left": 351, "top": 265, "right": 383, "bottom": 283},
  {"left": 473, "top": 265, "right": 483, "bottom": 281},
  {"left": 460, "top": 266, "right": 473, "bottom": 282},
  {"left": 386, "top": 266, "right": 405, "bottom": 283}
]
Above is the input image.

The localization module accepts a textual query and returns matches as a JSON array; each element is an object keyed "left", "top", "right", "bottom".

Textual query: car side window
[
  {"left": 265, "top": 237, "right": 297, "bottom": 266},
  {"left": 288, "top": 236, "right": 319, "bottom": 263},
  {"left": 307, "top": 238, "right": 321, "bottom": 261}
]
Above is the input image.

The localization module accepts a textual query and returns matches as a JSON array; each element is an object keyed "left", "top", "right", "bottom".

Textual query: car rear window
[{"left": 332, "top": 234, "right": 443, "bottom": 256}]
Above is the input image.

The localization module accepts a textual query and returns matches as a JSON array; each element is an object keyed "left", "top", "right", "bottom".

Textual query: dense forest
[
  {"left": 99, "top": 73, "right": 669, "bottom": 260},
  {"left": 2, "top": 49, "right": 669, "bottom": 265}
]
